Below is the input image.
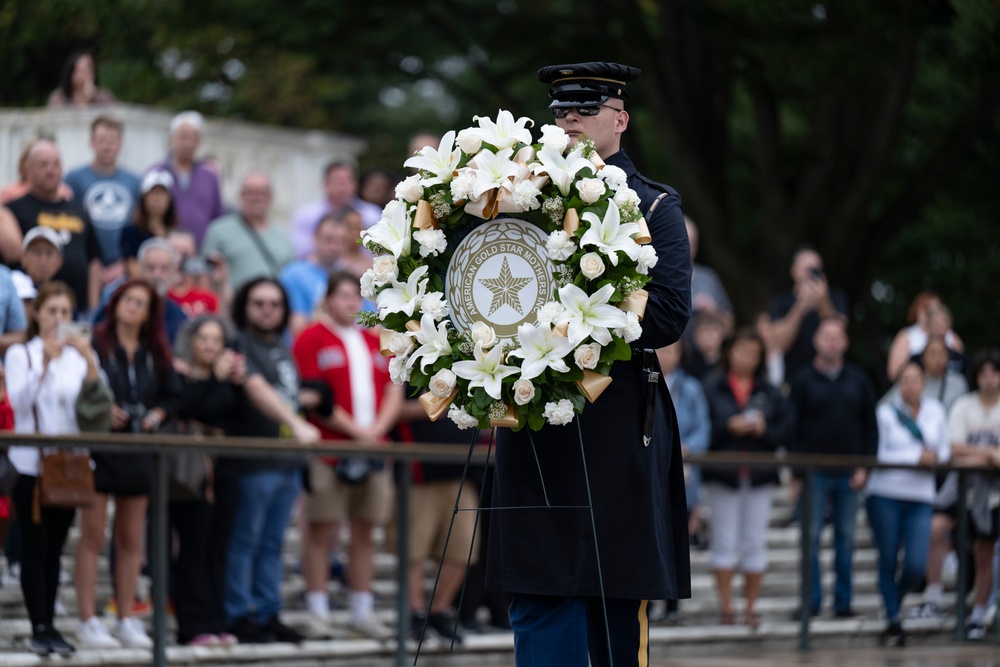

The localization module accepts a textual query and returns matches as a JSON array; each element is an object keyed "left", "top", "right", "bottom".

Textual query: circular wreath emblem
[{"left": 358, "top": 110, "right": 658, "bottom": 431}]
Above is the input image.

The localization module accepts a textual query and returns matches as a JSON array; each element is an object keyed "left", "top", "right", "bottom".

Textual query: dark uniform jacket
[{"left": 485, "top": 150, "right": 693, "bottom": 600}]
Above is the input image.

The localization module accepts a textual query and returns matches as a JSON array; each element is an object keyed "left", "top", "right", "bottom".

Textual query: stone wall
[{"left": 0, "top": 104, "right": 368, "bottom": 228}]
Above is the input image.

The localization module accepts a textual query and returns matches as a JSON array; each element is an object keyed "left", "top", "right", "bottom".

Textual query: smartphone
[
  {"left": 809, "top": 267, "right": 824, "bottom": 280},
  {"left": 57, "top": 321, "right": 92, "bottom": 342}
]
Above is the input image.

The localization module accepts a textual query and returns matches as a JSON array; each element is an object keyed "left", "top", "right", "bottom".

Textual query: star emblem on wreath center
[{"left": 478, "top": 257, "right": 532, "bottom": 317}]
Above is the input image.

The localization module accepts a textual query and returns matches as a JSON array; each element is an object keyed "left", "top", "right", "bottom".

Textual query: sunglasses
[{"left": 551, "top": 104, "right": 623, "bottom": 119}]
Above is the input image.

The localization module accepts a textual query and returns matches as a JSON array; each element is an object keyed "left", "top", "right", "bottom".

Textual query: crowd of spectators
[{"left": 0, "top": 52, "right": 996, "bottom": 658}]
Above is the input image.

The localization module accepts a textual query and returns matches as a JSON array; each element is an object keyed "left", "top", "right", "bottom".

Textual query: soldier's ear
[{"left": 615, "top": 109, "right": 629, "bottom": 135}]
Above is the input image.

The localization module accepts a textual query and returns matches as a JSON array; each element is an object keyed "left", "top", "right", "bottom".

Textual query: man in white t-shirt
[{"left": 913, "top": 349, "right": 1000, "bottom": 639}]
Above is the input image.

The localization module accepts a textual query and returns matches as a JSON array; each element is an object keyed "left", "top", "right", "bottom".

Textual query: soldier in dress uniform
[{"left": 484, "top": 62, "right": 693, "bottom": 667}]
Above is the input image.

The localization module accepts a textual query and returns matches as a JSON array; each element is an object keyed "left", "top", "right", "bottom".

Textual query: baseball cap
[
  {"left": 142, "top": 169, "right": 175, "bottom": 194},
  {"left": 22, "top": 226, "right": 64, "bottom": 254}
]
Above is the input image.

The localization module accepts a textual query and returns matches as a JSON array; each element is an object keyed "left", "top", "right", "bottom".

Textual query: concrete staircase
[{"left": 0, "top": 485, "right": 967, "bottom": 664}]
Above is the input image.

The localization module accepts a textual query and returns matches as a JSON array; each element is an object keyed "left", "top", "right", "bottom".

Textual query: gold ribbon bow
[
  {"left": 635, "top": 217, "right": 652, "bottom": 244},
  {"left": 576, "top": 370, "right": 613, "bottom": 403},
  {"left": 617, "top": 289, "right": 648, "bottom": 321},
  {"left": 563, "top": 208, "right": 580, "bottom": 237},
  {"left": 413, "top": 200, "right": 439, "bottom": 230},
  {"left": 419, "top": 388, "right": 458, "bottom": 422},
  {"left": 489, "top": 404, "right": 519, "bottom": 428}
]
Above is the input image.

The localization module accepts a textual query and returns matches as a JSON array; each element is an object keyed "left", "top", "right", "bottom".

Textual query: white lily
[
  {"left": 579, "top": 200, "right": 640, "bottom": 266},
  {"left": 557, "top": 283, "right": 628, "bottom": 346},
  {"left": 403, "top": 130, "right": 461, "bottom": 186},
  {"left": 472, "top": 110, "right": 534, "bottom": 150},
  {"left": 507, "top": 323, "right": 574, "bottom": 381},
  {"left": 362, "top": 200, "right": 412, "bottom": 259},
  {"left": 375, "top": 265, "right": 428, "bottom": 318},
  {"left": 406, "top": 313, "right": 454, "bottom": 372},
  {"left": 469, "top": 147, "right": 521, "bottom": 199},
  {"left": 452, "top": 341, "right": 520, "bottom": 400},
  {"left": 531, "top": 144, "right": 594, "bottom": 196}
]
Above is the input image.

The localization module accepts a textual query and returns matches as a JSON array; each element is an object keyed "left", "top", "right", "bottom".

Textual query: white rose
[
  {"left": 539, "top": 124, "right": 570, "bottom": 153},
  {"left": 448, "top": 403, "right": 480, "bottom": 430},
  {"left": 471, "top": 321, "right": 498, "bottom": 349},
  {"left": 386, "top": 331, "right": 414, "bottom": 357},
  {"left": 394, "top": 175, "right": 424, "bottom": 203},
  {"left": 413, "top": 228, "right": 447, "bottom": 258},
  {"left": 576, "top": 177, "right": 606, "bottom": 205},
  {"left": 360, "top": 270, "right": 377, "bottom": 300},
  {"left": 542, "top": 399, "right": 575, "bottom": 426},
  {"left": 456, "top": 128, "right": 483, "bottom": 154},
  {"left": 546, "top": 230, "right": 576, "bottom": 262},
  {"left": 573, "top": 343, "right": 601, "bottom": 370},
  {"left": 579, "top": 252, "right": 606, "bottom": 280},
  {"left": 371, "top": 255, "right": 398, "bottom": 285},
  {"left": 420, "top": 292, "right": 449, "bottom": 320},
  {"left": 636, "top": 245, "right": 658, "bottom": 275},
  {"left": 429, "top": 369, "right": 457, "bottom": 397},
  {"left": 512, "top": 378, "right": 536, "bottom": 406},
  {"left": 535, "top": 302, "right": 565, "bottom": 327},
  {"left": 598, "top": 164, "right": 627, "bottom": 191},
  {"left": 613, "top": 187, "right": 641, "bottom": 210},
  {"left": 388, "top": 356, "right": 411, "bottom": 384},
  {"left": 450, "top": 168, "right": 476, "bottom": 202},
  {"left": 615, "top": 311, "right": 642, "bottom": 343}
]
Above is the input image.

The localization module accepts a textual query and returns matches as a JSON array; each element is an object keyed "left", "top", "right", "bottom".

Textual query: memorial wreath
[{"left": 358, "top": 110, "right": 658, "bottom": 431}]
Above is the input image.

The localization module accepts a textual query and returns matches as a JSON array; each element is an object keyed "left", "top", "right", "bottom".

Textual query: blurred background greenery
[{"left": 2, "top": 0, "right": 997, "bottom": 387}]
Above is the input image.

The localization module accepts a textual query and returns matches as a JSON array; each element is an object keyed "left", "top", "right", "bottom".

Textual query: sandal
[
  {"left": 719, "top": 611, "right": 736, "bottom": 625},
  {"left": 743, "top": 612, "right": 760, "bottom": 629}
]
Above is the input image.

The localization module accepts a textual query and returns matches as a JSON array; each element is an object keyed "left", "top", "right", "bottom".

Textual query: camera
[
  {"left": 809, "top": 267, "right": 824, "bottom": 280},
  {"left": 57, "top": 321, "right": 92, "bottom": 341}
]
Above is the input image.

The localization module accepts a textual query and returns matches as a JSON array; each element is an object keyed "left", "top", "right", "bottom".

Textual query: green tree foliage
[{"left": 2, "top": 0, "right": 997, "bottom": 380}]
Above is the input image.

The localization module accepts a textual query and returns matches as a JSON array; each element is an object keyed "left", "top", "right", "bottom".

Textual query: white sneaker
[
  {"left": 1, "top": 563, "right": 20, "bottom": 588},
  {"left": 78, "top": 617, "right": 122, "bottom": 649},
  {"left": 300, "top": 614, "right": 333, "bottom": 640},
  {"left": 54, "top": 599, "right": 68, "bottom": 617},
  {"left": 115, "top": 617, "right": 153, "bottom": 649},
  {"left": 348, "top": 615, "right": 394, "bottom": 641}
]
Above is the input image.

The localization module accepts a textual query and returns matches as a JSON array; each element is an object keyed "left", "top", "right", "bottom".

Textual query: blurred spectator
[
  {"left": 754, "top": 312, "right": 785, "bottom": 388},
  {"left": 76, "top": 279, "right": 181, "bottom": 650},
  {"left": 46, "top": 51, "right": 116, "bottom": 108},
  {"left": 170, "top": 256, "right": 220, "bottom": 318},
  {"left": 880, "top": 336, "right": 969, "bottom": 411},
  {"left": 0, "top": 264, "right": 27, "bottom": 355},
  {"left": 887, "top": 292, "right": 964, "bottom": 381},
  {"left": 682, "top": 312, "right": 726, "bottom": 380},
  {"left": 280, "top": 213, "right": 347, "bottom": 336},
  {"left": 683, "top": 217, "right": 734, "bottom": 338},
  {"left": 789, "top": 317, "right": 878, "bottom": 617},
  {"left": 290, "top": 162, "right": 381, "bottom": 259},
  {"left": 924, "top": 304, "right": 965, "bottom": 374},
  {"left": 359, "top": 169, "right": 397, "bottom": 210},
  {"left": 292, "top": 272, "right": 400, "bottom": 639},
  {"left": 169, "top": 230, "right": 230, "bottom": 317},
  {"left": 172, "top": 316, "right": 244, "bottom": 647},
  {"left": 219, "top": 278, "right": 319, "bottom": 644},
  {"left": 150, "top": 111, "right": 225, "bottom": 248},
  {"left": 4, "top": 282, "right": 99, "bottom": 657},
  {"left": 702, "top": 327, "right": 793, "bottom": 627},
  {"left": 202, "top": 172, "right": 292, "bottom": 291},
  {"left": 916, "top": 349, "right": 1000, "bottom": 639},
  {"left": 767, "top": 245, "right": 848, "bottom": 382},
  {"left": 865, "top": 360, "right": 949, "bottom": 646},
  {"left": 338, "top": 207, "right": 372, "bottom": 278},
  {"left": 6, "top": 140, "right": 102, "bottom": 313},
  {"left": 0, "top": 206, "right": 23, "bottom": 263},
  {"left": 0, "top": 139, "right": 73, "bottom": 207},
  {"left": 407, "top": 133, "right": 440, "bottom": 162},
  {"left": 120, "top": 170, "right": 177, "bottom": 277},
  {"left": 64, "top": 116, "right": 140, "bottom": 286},
  {"left": 652, "top": 340, "right": 710, "bottom": 624}
]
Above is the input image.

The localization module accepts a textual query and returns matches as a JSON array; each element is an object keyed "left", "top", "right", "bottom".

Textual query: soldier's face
[{"left": 554, "top": 104, "right": 628, "bottom": 159}]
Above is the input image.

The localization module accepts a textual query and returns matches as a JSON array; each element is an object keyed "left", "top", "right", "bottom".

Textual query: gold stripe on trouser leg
[{"left": 637, "top": 599, "right": 649, "bottom": 667}]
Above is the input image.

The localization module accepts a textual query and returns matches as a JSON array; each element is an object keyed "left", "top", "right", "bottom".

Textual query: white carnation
[
  {"left": 542, "top": 399, "right": 575, "bottom": 426},
  {"left": 455, "top": 128, "right": 483, "bottom": 154},
  {"left": 599, "top": 165, "right": 627, "bottom": 191},
  {"left": 471, "top": 321, "right": 498, "bottom": 349},
  {"left": 448, "top": 403, "right": 480, "bottom": 429},
  {"left": 512, "top": 378, "right": 536, "bottom": 406},
  {"left": 389, "top": 355, "right": 411, "bottom": 384},
  {"left": 360, "top": 270, "right": 377, "bottom": 300},
  {"left": 536, "top": 301, "right": 565, "bottom": 326},
  {"left": 395, "top": 175, "right": 424, "bottom": 203},
  {"left": 511, "top": 180, "right": 542, "bottom": 211},
  {"left": 450, "top": 168, "right": 477, "bottom": 202},
  {"left": 371, "top": 255, "right": 398, "bottom": 285},
  {"left": 539, "top": 124, "right": 570, "bottom": 153},
  {"left": 579, "top": 252, "right": 606, "bottom": 280},
  {"left": 636, "top": 245, "right": 658, "bottom": 275},
  {"left": 576, "top": 177, "right": 606, "bottom": 205},
  {"left": 546, "top": 230, "right": 576, "bottom": 262},
  {"left": 615, "top": 311, "right": 642, "bottom": 343},
  {"left": 413, "top": 228, "right": 447, "bottom": 258},
  {"left": 429, "top": 369, "right": 457, "bottom": 397},
  {"left": 420, "top": 292, "right": 449, "bottom": 320},
  {"left": 573, "top": 343, "right": 601, "bottom": 370},
  {"left": 613, "top": 187, "right": 641, "bottom": 210}
]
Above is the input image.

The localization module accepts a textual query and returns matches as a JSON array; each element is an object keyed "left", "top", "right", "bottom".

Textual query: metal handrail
[{"left": 0, "top": 432, "right": 995, "bottom": 662}]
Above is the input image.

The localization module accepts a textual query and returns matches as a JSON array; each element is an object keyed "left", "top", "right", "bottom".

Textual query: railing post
[
  {"left": 798, "top": 472, "right": 813, "bottom": 651},
  {"left": 395, "top": 460, "right": 412, "bottom": 667},
  {"left": 954, "top": 469, "right": 969, "bottom": 643},
  {"left": 150, "top": 449, "right": 169, "bottom": 667}
]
